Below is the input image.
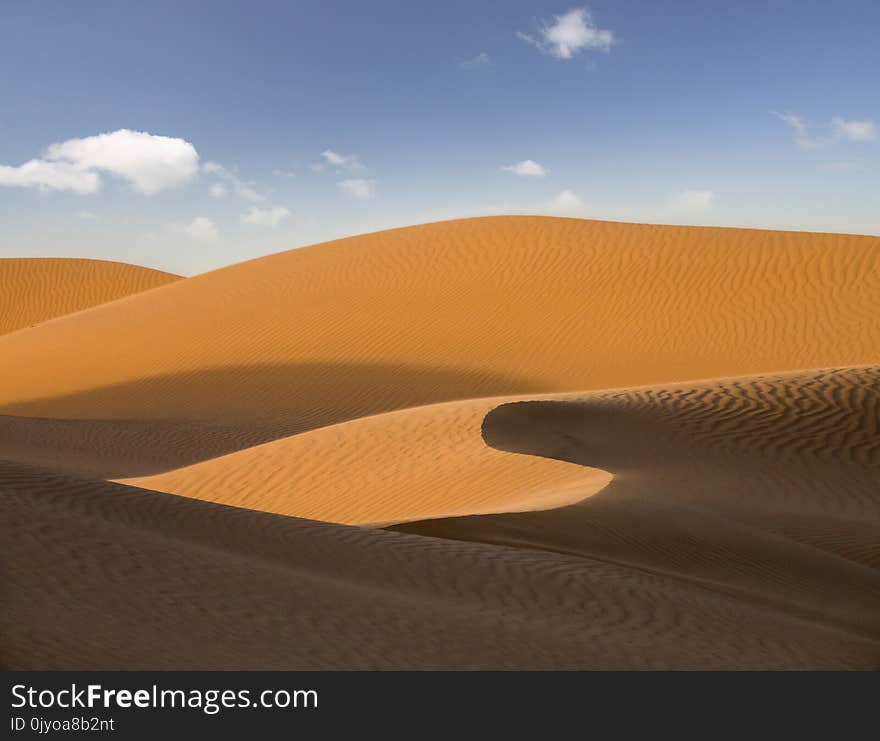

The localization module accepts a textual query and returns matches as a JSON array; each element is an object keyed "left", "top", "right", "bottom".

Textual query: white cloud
[
  {"left": 319, "top": 149, "right": 363, "bottom": 171},
  {"left": 669, "top": 189, "right": 714, "bottom": 211},
  {"left": 203, "top": 161, "right": 264, "bottom": 202},
  {"left": 0, "top": 159, "right": 101, "bottom": 194},
  {"left": 502, "top": 159, "right": 548, "bottom": 177},
  {"left": 76, "top": 210, "right": 98, "bottom": 220},
  {"left": 46, "top": 130, "right": 199, "bottom": 195},
  {"left": 460, "top": 52, "right": 491, "bottom": 69},
  {"left": 775, "top": 112, "right": 878, "bottom": 148},
  {"left": 240, "top": 205, "right": 291, "bottom": 227},
  {"left": 273, "top": 169, "right": 296, "bottom": 178},
  {"left": 184, "top": 216, "right": 219, "bottom": 241},
  {"left": 832, "top": 117, "right": 877, "bottom": 142},
  {"left": 544, "top": 189, "right": 586, "bottom": 216},
  {"left": 0, "top": 129, "right": 199, "bottom": 195},
  {"left": 233, "top": 183, "right": 262, "bottom": 201},
  {"left": 518, "top": 8, "right": 613, "bottom": 59},
  {"left": 773, "top": 111, "right": 820, "bottom": 149},
  {"left": 337, "top": 178, "right": 376, "bottom": 200}
]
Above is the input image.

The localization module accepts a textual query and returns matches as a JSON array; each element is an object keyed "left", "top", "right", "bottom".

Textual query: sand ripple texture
[{"left": 1, "top": 218, "right": 879, "bottom": 668}]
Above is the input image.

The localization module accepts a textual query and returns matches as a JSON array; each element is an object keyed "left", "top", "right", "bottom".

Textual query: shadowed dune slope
[
  {"left": 0, "top": 218, "right": 877, "bottom": 431},
  {"left": 395, "top": 366, "right": 880, "bottom": 656},
  {"left": 123, "top": 396, "right": 611, "bottom": 525},
  {"left": 0, "top": 258, "right": 179, "bottom": 336},
  {"left": 0, "top": 363, "right": 537, "bottom": 479},
  {"left": 3, "top": 458, "right": 876, "bottom": 669},
  {"left": 0, "top": 414, "right": 288, "bottom": 479}
]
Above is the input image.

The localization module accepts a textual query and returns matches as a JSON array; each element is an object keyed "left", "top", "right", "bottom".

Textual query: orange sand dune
[
  {"left": 0, "top": 218, "right": 877, "bottom": 433},
  {"left": 397, "top": 366, "right": 880, "bottom": 654},
  {"left": 0, "top": 257, "right": 179, "bottom": 336},
  {"left": 3, "top": 454, "right": 875, "bottom": 669},
  {"left": 123, "top": 396, "right": 611, "bottom": 525},
  {"left": 2, "top": 217, "right": 880, "bottom": 669}
]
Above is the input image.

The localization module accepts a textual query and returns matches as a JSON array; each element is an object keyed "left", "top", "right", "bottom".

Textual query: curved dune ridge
[
  {"left": 0, "top": 257, "right": 180, "bottom": 336},
  {"left": 2, "top": 366, "right": 878, "bottom": 668},
  {"left": 406, "top": 366, "right": 880, "bottom": 569},
  {"left": 396, "top": 367, "right": 880, "bottom": 657},
  {"left": 122, "top": 396, "right": 612, "bottom": 526},
  {"left": 2, "top": 217, "right": 880, "bottom": 669}
]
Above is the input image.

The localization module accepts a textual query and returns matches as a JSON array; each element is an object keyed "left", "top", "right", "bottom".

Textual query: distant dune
[
  {"left": 1, "top": 217, "right": 878, "bottom": 669},
  {"left": 0, "top": 218, "right": 877, "bottom": 426},
  {"left": 0, "top": 257, "right": 179, "bottom": 336}
]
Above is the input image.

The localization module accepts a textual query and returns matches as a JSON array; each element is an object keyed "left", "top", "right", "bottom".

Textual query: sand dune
[
  {"left": 0, "top": 414, "right": 296, "bottom": 479},
  {"left": 2, "top": 217, "right": 879, "bottom": 669},
  {"left": 3, "top": 455, "right": 876, "bottom": 670},
  {"left": 0, "top": 257, "right": 179, "bottom": 336},
  {"left": 397, "top": 366, "right": 880, "bottom": 652},
  {"left": 122, "top": 396, "right": 611, "bottom": 525},
  {"left": 0, "top": 218, "right": 877, "bottom": 431}
]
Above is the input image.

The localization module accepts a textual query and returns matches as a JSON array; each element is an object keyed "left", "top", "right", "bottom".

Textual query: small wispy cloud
[
  {"left": 544, "top": 189, "right": 586, "bottom": 216},
  {"left": 273, "top": 169, "right": 296, "bottom": 178},
  {"left": 313, "top": 149, "right": 363, "bottom": 173},
  {"left": 773, "top": 112, "right": 820, "bottom": 149},
  {"left": 669, "top": 189, "right": 714, "bottom": 212},
  {"left": 831, "top": 117, "right": 877, "bottom": 142},
  {"left": 775, "top": 112, "right": 878, "bottom": 148},
  {"left": 518, "top": 8, "right": 614, "bottom": 60},
  {"left": 337, "top": 178, "right": 376, "bottom": 200},
  {"left": 459, "top": 52, "right": 491, "bottom": 69},
  {"left": 502, "top": 159, "right": 548, "bottom": 177},
  {"left": 203, "top": 161, "right": 264, "bottom": 202},
  {"left": 240, "top": 205, "right": 291, "bottom": 227},
  {"left": 184, "top": 216, "right": 219, "bottom": 241}
]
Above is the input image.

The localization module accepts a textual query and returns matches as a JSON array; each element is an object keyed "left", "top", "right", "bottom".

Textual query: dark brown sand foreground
[{"left": 1, "top": 217, "right": 879, "bottom": 669}]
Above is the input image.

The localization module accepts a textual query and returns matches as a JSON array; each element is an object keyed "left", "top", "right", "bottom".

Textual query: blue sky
[{"left": 1, "top": 1, "right": 878, "bottom": 274}]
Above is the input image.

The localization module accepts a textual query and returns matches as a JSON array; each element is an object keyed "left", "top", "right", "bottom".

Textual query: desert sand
[
  {"left": 0, "top": 257, "right": 179, "bottom": 336},
  {"left": 123, "top": 396, "right": 611, "bottom": 525},
  {"left": 1, "top": 216, "right": 878, "bottom": 669},
  {"left": 0, "top": 218, "right": 877, "bottom": 426}
]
